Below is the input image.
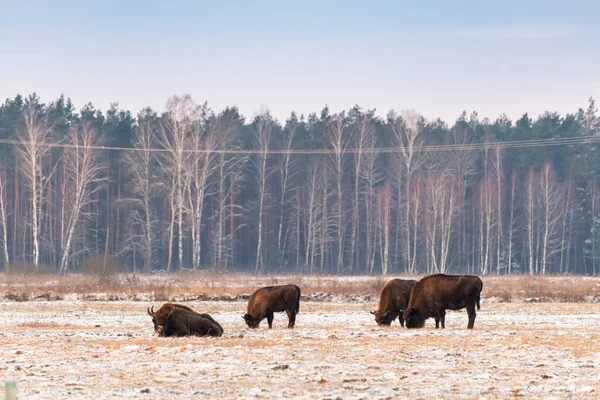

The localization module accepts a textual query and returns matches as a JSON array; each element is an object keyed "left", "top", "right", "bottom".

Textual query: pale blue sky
[{"left": 1, "top": 0, "right": 599, "bottom": 123}]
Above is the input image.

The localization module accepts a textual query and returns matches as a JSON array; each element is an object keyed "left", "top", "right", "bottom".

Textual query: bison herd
[{"left": 147, "top": 273, "right": 483, "bottom": 337}]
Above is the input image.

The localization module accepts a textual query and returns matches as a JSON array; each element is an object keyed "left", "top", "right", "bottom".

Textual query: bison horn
[
  {"left": 399, "top": 308, "right": 407, "bottom": 313},
  {"left": 370, "top": 311, "right": 376, "bottom": 315},
  {"left": 147, "top": 307, "right": 152, "bottom": 316}
]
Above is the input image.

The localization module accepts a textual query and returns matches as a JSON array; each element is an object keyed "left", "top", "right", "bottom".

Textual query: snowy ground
[{"left": 1, "top": 300, "right": 599, "bottom": 399}]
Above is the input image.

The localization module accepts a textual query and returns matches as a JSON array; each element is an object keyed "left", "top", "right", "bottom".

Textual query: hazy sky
[{"left": 1, "top": 0, "right": 599, "bottom": 124}]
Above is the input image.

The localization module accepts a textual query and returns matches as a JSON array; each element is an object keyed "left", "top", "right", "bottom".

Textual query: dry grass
[{"left": 1, "top": 272, "right": 599, "bottom": 302}]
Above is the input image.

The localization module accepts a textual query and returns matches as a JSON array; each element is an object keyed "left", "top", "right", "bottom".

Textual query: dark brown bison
[
  {"left": 371, "top": 278, "right": 417, "bottom": 326},
  {"left": 243, "top": 285, "right": 301, "bottom": 329},
  {"left": 159, "top": 308, "right": 223, "bottom": 337},
  {"left": 147, "top": 303, "right": 223, "bottom": 335},
  {"left": 402, "top": 274, "right": 483, "bottom": 329}
]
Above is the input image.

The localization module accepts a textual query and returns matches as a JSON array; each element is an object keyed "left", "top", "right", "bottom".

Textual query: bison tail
[
  {"left": 477, "top": 282, "right": 482, "bottom": 310},
  {"left": 295, "top": 286, "right": 301, "bottom": 314}
]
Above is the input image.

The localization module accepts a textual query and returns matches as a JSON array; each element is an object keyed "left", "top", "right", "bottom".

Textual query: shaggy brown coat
[
  {"left": 148, "top": 303, "right": 223, "bottom": 335},
  {"left": 243, "top": 285, "right": 301, "bottom": 329},
  {"left": 371, "top": 279, "right": 417, "bottom": 326},
  {"left": 159, "top": 308, "right": 223, "bottom": 337},
  {"left": 403, "top": 274, "right": 483, "bottom": 329}
]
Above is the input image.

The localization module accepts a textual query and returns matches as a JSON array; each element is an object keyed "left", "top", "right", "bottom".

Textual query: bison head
[
  {"left": 403, "top": 308, "right": 424, "bottom": 329},
  {"left": 148, "top": 305, "right": 172, "bottom": 332},
  {"left": 147, "top": 306, "right": 160, "bottom": 331},
  {"left": 370, "top": 310, "right": 393, "bottom": 326},
  {"left": 243, "top": 313, "right": 260, "bottom": 329}
]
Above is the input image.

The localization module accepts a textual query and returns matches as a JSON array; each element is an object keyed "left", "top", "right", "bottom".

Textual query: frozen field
[{"left": 1, "top": 300, "right": 599, "bottom": 399}]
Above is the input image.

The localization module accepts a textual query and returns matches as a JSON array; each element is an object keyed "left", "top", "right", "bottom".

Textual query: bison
[
  {"left": 159, "top": 308, "right": 223, "bottom": 337},
  {"left": 243, "top": 284, "right": 301, "bottom": 329},
  {"left": 371, "top": 278, "right": 417, "bottom": 326},
  {"left": 147, "top": 303, "right": 224, "bottom": 335},
  {"left": 402, "top": 274, "right": 483, "bottom": 329}
]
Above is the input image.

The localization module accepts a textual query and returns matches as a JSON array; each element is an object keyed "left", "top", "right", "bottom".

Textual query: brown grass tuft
[{"left": 1, "top": 273, "right": 599, "bottom": 302}]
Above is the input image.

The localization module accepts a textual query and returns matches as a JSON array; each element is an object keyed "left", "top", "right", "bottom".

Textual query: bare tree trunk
[
  {"left": 590, "top": 180, "right": 597, "bottom": 276},
  {"left": 525, "top": 169, "right": 535, "bottom": 274},
  {"left": 0, "top": 167, "right": 9, "bottom": 268},
  {"left": 305, "top": 162, "right": 320, "bottom": 273},
  {"left": 320, "top": 164, "right": 329, "bottom": 273},
  {"left": 439, "top": 174, "right": 456, "bottom": 274},
  {"left": 559, "top": 179, "right": 572, "bottom": 274},
  {"left": 507, "top": 171, "right": 516, "bottom": 274},
  {"left": 166, "top": 175, "right": 176, "bottom": 273},
  {"left": 410, "top": 177, "right": 421, "bottom": 274},
  {"left": 295, "top": 188, "right": 301, "bottom": 269},
  {"left": 215, "top": 153, "right": 226, "bottom": 271},
  {"left": 377, "top": 182, "right": 392, "bottom": 274},
  {"left": 494, "top": 148, "right": 503, "bottom": 274}
]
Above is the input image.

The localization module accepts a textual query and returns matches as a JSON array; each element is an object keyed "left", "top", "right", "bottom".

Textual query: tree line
[{"left": 0, "top": 93, "right": 598, "bottom": 275}]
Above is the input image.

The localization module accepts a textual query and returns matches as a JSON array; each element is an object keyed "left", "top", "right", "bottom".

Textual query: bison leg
[
  {"left": 435, "top": 309, "right": 446, "bottom": 329},
  {"left": 286, "top": 309, "right": 296, "bottom": 328},
  {"left": 398, "top": 313, "right": 405, "bottom": 327},
  {"left": 467, "top": 305, "right": 476, "bottom": 329},
  {"left": 266, "top": 311, "right": 274, "bottom": 328}
]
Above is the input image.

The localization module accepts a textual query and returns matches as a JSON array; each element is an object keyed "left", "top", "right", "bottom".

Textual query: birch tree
[
  {"left": 0, "top": 166, "right": 9, "bottom": 268},
  {"left": 524, "top": 168, "right": 537, "bottom": 274},
  {"left": 360, "top": 130, "right": 383, "bottom": 274},
  {"left": 184, "top": 126, "right": 216, "bottom": 270},
  {"left": 210, "top": 109, "right": 246, "bottom": 271},
  {"left": 349, "top": 111, "right": 375, "bottom": 272},
  {"left": 157, "top": 95, "right": 203, "bottom": 271},
  {"left": 376, "top": 181, "right": 392, "bottom": 274},
  {"left": 251, "top": 112, "right": 274, "bottom": 273},
  {"left": 389, "top": 110, "right": 425, "bottom": 273},
  {"left": 327, "top": 113, "right": 350, "bottom": 274},
  {"left": 304, "top": 159, "right": 322, "bottom": 273},
  {"left": 276, "top": 116, "right": 298, "bottom": 263},
  {"left": 58, "top": 121, "right": 104, "bottom": 274},
  {"left": 538, "top": 163, "right": 563, "bottom": 274},
  {"left": 425, "top": 170, "right": 457, "bottom": 274},
  {"left": 507, "top": 171, "right": 517, "bottom": 274},
  {"left": 123, "top": 120, "right": 159, "bottom": 272},
  {"left": 15, "top": 98, "right": 53, "bottom": 270}
]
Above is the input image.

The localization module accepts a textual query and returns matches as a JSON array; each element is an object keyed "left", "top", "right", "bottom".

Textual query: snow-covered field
[{"left": 1, "top": 300, "right": 599, "bottom": 399}]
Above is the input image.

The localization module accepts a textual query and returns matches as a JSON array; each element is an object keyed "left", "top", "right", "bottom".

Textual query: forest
[{"left": 0, "top": 93, "right": 599, "bottom": 276}]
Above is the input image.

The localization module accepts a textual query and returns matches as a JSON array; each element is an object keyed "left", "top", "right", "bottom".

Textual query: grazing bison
[
  {"left": 402, "top": 274, "right": 483, "bottom": 329},
  {"left": 371, "top": 278, "right": 417, "bottom": 326},
  {"left": 159, "top": 308, "right": 223, "bottom": 337},
  {"left": 147, "top": 303, "right": 223, "bottom": 335},
  {"left": 243, "top": 284, "right": 301, "bottom": 329}
]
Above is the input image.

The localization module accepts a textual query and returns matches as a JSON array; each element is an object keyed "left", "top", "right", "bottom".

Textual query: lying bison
[
  {"left": 371, "top": 278, "right": 417, "bottom": 326},
  {"left": 243, "top": 284, "right": 301, "bottom": 329},
  {"left": 402, "top": 274, "right": 483, "bottom": 329},
  {"left": 160, "top": 308, "right": 223, "bottom": 337},
  {"left": 147, "top": 303, "right": 223, "bottom": 335}
]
